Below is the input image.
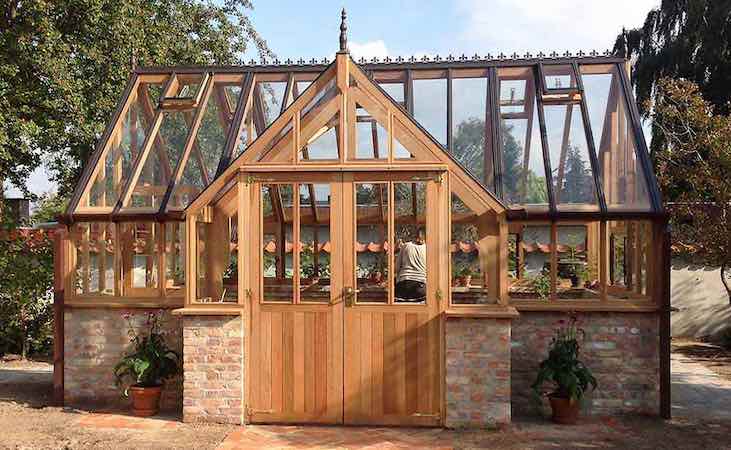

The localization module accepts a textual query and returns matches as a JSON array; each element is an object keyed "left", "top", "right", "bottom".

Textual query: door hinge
[
  {"left": 245, "top": 288, "right": 252, "bottom": 301},
  {"left": 436, "top": 288, "right": 444, "bottom": 304}
]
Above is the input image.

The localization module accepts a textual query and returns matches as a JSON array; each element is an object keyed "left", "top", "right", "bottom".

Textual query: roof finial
[{"left": 338, "top": 8, "right": 348, "bottom": 54}]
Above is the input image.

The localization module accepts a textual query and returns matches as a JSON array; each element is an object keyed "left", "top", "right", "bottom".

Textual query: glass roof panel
[
  {"left": 354, "top": 103, "right": 388, "bottom": 160},
  {"left": 413, "top": 78, "right": 447, "bottom": 146},
  {"left": 543, "top": 104, "right": 600, "bottom": 211},
  {"left": 83, "top": 79, "right": 165, "bottom": 208},
  {"left": 255, "top": 80, "right": 287, "bottom": 126},
  {"left": 498, "top": 67, "right": 549, "bottom": 210},
  {"left": 580, "top": 64, "right": 652, "bottom": 212},
  {"left": 452, "top": 76, "right": 489, "bottom": 186}
]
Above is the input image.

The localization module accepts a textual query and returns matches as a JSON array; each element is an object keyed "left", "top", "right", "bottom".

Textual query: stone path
[{"left": 671, "top": 352, "right": 731, "bottom": 420}]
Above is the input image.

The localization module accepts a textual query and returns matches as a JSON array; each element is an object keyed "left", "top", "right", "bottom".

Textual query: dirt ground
[
  {"left": 673, "top": 338, "right": 731, "bottom": 382},
  {"left": 2, "top": 350, "right": 731, "bottom": 449}
]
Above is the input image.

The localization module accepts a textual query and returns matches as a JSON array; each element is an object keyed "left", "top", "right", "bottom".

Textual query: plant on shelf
[
  {"left": 452, "top": 259, "right": 475, "bottom": 287},
  {"left": 531, "top": 314, "right": 597, "bottom": 424},
  {"left": 531, "top": 271, "right": 551, "bottom": 300},
  {"left": 368, "top": 254, "right": 387, "bottom": 284},
  {"left": 113, "top": 311, "right": 181, "bottom": 417}
]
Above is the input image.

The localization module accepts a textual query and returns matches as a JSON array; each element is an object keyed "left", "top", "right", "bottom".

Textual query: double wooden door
[{"left": 248, "top": 171, "right": 445, "bottom": 426}]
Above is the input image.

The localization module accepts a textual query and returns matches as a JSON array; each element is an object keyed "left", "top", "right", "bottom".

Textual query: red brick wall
[
  {"left": 445, "top": 317, "right": 512, "bottom": 427},
  {"left": 511, "top": 312, "right": 659, "bottom": 416},
  {"left": 182, "top": 315, "right": 244, "bottom": 424},
  {"left": 64, "top": 308, "right": 182, "bottom": 411}
]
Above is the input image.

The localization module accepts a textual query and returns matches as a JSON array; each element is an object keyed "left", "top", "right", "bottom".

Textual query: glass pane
[
  {"left": 542, "top": 64, "right": 578, "bottom": 91},
  {"left": 508, "top": 224, "right": 550, "bottom": 300},
  {"left": 543, "top": 104, "right": 599, "bottom": 211},
  {"left": 452, "top": 77, "right": 488, "bottom": 184},
  {"left": 71, "top": 222, "right": 115, "bottom": 296},
  {"left": 165, "top": 222, "right": 185, "bottom": 294},
  {"left": 608, "top": 221, "right": 649, "bottom": 299},
  {"left": 378, "top": 82, "right": 405, "bottom": 108},
  {"left": 171, "top": 74, "right": 203, "bottom": 98},
  {"left": 413, "top": 78, "right": 447, "bottom": 146},
  {"left": 450, "top": 194, "right": 490, "bottom": 304},
  {"left": 295, "top": 81, "right": 312, "bottom": 98},
  {"left": 556, "top": 225, "right": 598, "bottom": 299},
  {"left": 394, "top": 182, "right": 427, "bottom": 303},
  {"left": 224, "top": 214, "right": 239, "bottom": 303},
  {"left": 299, "top": 184, "right": 331, "bottom": 303},
  {"left": 498, "top": 68, "right": 548, "bottom": 208},
  {"left": 255, "top": 81, "right": 287, "bottom": 126},
  {"left": 124, "top": 222, "right": 159, "bottom": 290},
  {"left": 234, "top": 107, "right": 257, "bottom": 158},
  {"left": 86, "top": 80, "right": 164, "bottom": 208},
  {"left": 355, "top": 183, "right": 389, "bottom": 303},
  {"left": 130, "top": 112, "right": 190, "bottom": 209},
  {"left": 393, "top": 118, "right": 417, "bottom": 160},
  {"left": 257, "top": 118, "right": 294, "bottom": 162},
  {"left": 195, "top": 213, "right": 237, "bottom": 303},
  {"left": 299, "top": 111, "right": 339, "bottom": 161},
  {"left": 581, "top": 64, "right": 652, "bottom": 211},
  {"left": 262, "top": 184, "right": 294, "bottom": 302},
  {"left": 354, "top": 103, "right": 388, "bottom": 159},
  {"left": 169, "top": 83, "right": 236, "bottom": 209},
  {"left": 301, "top": 78, "right": 337, "bottom": 119}
]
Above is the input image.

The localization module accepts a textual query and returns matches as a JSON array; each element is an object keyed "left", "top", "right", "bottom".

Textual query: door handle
[{"left": 343, "top": 286, "right": 360, "bottom": 307}]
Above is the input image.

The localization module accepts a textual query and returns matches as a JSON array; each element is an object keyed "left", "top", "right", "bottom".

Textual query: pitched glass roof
[{"left": 66, "top": 55, "right": 662, "bottom": 221}]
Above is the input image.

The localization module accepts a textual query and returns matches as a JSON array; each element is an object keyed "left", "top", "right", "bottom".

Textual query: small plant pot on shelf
[
  {"left": 548, "top": 395, "right": 580, "bottom": 425},
  {"left": 129, "top": 385, "right": 162, "bottom": 417}
]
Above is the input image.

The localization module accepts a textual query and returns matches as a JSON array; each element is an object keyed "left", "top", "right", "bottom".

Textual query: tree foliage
[
  {"left": 614, "top": 0, "right": 731, "bottom": 157},
  {"left": 652, "top": 78, "right": 731, "bottom": 301},
  {"left": 0, "top": 0, "right": 272, "bottom": 198}
]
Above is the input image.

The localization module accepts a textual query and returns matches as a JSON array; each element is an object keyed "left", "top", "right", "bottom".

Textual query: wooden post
[
  {"left": 53, "top": 226, "right": 67, "bottom": 406},
  {"left": 657, "top": 219, "right": 672, "bottom": 419}
]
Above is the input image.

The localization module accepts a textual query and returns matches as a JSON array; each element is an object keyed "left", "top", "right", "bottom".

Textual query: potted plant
[
  {"left": 531, "top": 315, "right": 597, "bottom": 424},
  {"left": 557, "top": 244, "right": 587, "bottom": 288},
  {"left": 114, "top": 311, "right": 181, "bottom": 417}
]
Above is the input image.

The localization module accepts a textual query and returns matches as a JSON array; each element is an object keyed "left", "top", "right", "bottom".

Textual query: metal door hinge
[{"left": 436, "top": 288, "right": 444, "bottom": 304}]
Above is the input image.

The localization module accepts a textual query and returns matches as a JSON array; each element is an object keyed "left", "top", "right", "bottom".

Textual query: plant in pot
[
  {"left": 557, "top": 245, "right": 588, "bottom": 288},
  {"left": 114, "top": 311, "right": 181, "bottom": 417},
  {"left": 531, "top": 315, "right": 597, "bottom": 424}
]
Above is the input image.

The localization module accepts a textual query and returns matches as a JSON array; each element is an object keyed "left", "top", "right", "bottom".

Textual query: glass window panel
[
  {"left": 498, "top": 69, "right": 549, "bottom": 208},
  {"left": 123, "top": 222, "right": 159, "bottom": 290},
  {"left": 299, "top": 184, "right": 331, "bottom": 303},
  {"left": 299, "top": 111, "right": 339, "bottom": 161},
  {"left": 255, "top": 81, "right": 287, "bottom": 126},
  {"left": 171, "top": 74, "right": 203, "bottom": 98},
  {"left": 413, "top": 78, "right": 447, "bottom": 146},
  {"left": 301, "top": 78, "right": 337, "bottom": 119},
  {"left": 86, "top": 81, "right": 164, "bottom": 208},
  {"left": 257, "top": 118, "right": 294, "bottom": 162},
  {"left": 355, "top": 183, "right": 389, "bottom": 303},
  {"left": 542, "top": 64, "right": 578, "bottom": 91},
  {"left": 555, "top": 225, "right": 598, "bottom": 299},
  {"left": 393, "top": 119, "right": 417, "bottom": 160},
  {"left": 262, "top": 184, "right": 294, "bottom": 302},
  {"left": 450, "top": 194, "right": 490, "bottom": 304},
  {"left": 543, "top": 104, "right": 599, "bottom": 211},
  {"left": 234, "top": 107, "right": 257, "bottom": 158},
  {"left": 378, "top": 82, "right": 405, "bottom": 107},
  {"left": 169, "top": 84, "right": 234, "bottom": 209},
  {"left": 165, "top": 222, "right": 185, "bottom": 294},
  {"left": 608, "top": 220, "right": 649, "bottom": 299},
  {"left": 508, "top": 224, "right": 551, "bottom": 300},
  {"left": 295, "top": 81, "right": 312, "bottom": 98},
  {"left": 354, "top": 103, "right": 388, "bottom": 159},
  {"left": 394, "top": 182, "right": 427, "bottom": 303},
  {"left": 581, "top": 65, "right": 652, "bottom": 211},
  {"left": 452, "top": 77, "right": 488, "bottom": 184},
  {"left": 130, "top": 112, "right": 190, "bottom": 209},
  {"left": 71, "top": 222, "right": 115, "bottom": 296}
]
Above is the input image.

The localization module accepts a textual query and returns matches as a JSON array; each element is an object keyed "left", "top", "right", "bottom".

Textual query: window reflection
[
  {"left": 450, "top": 194, "right": 490, "bottom": 304},
  {"left": 452, "top": 77, "right": 489, "bottom": 185},
  {"left": 355, "top": 183, "right": 389, "bottom": 303}
]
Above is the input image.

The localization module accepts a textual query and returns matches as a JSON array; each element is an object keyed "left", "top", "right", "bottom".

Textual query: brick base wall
[
  {"left": 511, "top": 312, "right": 659, "bottom": 417},
  {"left": 445, "top": 317, "right": 512, "bottom": 428},
  {"left": 182, "top": 315, "right": 244, "bottom": 424},
  {"left": 64, "top": 308, "right": 182, "bottom": 411}
]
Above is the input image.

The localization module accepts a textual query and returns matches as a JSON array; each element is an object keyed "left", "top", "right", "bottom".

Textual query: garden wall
[
  {"left": 511, "top": 311, "right": 659, "bottom": 416},
  {"left": 63, "top": 308, "right": 182, "bottom": 411}
]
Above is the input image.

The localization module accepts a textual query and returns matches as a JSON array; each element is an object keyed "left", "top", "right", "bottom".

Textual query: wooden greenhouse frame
[{"left": 54, "top": 13, "right": 671, "bottom": 425}]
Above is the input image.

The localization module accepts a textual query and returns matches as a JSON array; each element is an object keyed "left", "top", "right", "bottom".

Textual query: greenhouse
[{"left": 54, "top": 17, "right": 669, "bottom": 427}]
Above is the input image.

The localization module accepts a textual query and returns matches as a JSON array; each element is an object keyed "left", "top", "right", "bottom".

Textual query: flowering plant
[
  {"left": 113, "top": 311, "right": 180, "bottom": 397},
  {"left": 531, "top": 314, "right": 597, "bottom": 402}
]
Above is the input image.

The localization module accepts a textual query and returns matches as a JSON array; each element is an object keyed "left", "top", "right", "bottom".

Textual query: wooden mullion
[
  {"left": 158, "top": 223, "right": 165, "bottom": 298},
  {"left": 388, "top": 182, "right": 395, "bottom": 305}
]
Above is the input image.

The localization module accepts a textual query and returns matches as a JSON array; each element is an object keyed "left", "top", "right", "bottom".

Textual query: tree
[
  {"left": 0, "top": 0, "right": 272, "bottom": 199},
  {"left": 614, "top": 1, "right": 731, "bottom": 158},
  {"left": 651, "top": 78, "right": 731, "bottom": 302},
  {"left": 560, "top": 144, "right": 593, "bottom": 204}
]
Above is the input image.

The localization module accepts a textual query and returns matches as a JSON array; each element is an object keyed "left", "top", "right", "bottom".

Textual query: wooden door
[
  {"left": 248, "top": 173, "right": 344, "bottom": 424},
  {"left": 342, "top": 172, "right": 446, "bottom": 426}
]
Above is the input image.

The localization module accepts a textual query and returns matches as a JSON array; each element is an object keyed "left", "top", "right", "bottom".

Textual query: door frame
[{"left": 245, "top": 169, "right": 448, "bottom": 426}]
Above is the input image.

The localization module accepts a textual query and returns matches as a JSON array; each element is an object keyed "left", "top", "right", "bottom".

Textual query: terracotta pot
[
  {"left": 549, "top": 395, "right": 580, "bottom": 424},
  {"left": 463, "top": 275, "right": 472, "bottom": 287},
  {"left": 129, "top": 385, "right": 162, "bottom": 417}
]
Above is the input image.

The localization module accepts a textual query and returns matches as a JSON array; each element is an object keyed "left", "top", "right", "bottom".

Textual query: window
[
  {"left": 195, "top": 210, "right": 239, "bottom": 304},
  {"left": 452, "top": 76, "right": 489, "bottom": 185},
  {"left": 355, "top": 183, "right": 389, "bottom": 303},
  {"left": 165, "top": 222, "right": 185, "bottom": 295},
  {"left": 121, "top": 222, "right": 160, "bottom": 295},
  {"left": 413, "top": 77, "right": 447, "bottom": 146},
  {"left": 508, "top": 223, "right": 551, "bottom": 300},
  {"left": 450, "top": 194, "right": 492, "bottom": 305},
  {"left": 608, "top": 220, "right": 650, "bottom": 299},
  {"left": 71, "top": 222, "right": 116, "bottom": 296}
]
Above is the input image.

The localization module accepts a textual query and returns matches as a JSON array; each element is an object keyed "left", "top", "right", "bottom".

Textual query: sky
[{"left": 6, "top": 0, "right": 659, "bottom": 199}]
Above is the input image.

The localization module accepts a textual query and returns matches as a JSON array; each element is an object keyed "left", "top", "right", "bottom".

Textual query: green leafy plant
[
  {"left": 531, "top": 272, "right": 551, "bottom": 300},
  {"left": 532, "top": 315, "right": 597, "bottom": 403},
  {"left": 113, "top": 311, "right": 180, "bottom": 397}
]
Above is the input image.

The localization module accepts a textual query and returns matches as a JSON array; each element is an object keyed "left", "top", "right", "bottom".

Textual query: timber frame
[{"left": 54, "top": 10, "right": 671, "bottom": 421}]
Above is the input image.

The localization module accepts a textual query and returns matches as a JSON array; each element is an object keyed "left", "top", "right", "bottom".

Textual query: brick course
[
  {"left": 511, "top": 312, "right": 659, "bottom": 417},
  {"left": 445, "top": 317, "right": 512, "bottom": 428},
  {"left": 182, "top": 315, "right": 244, "bottom": 424},
  {"left": 64, "top": 308, "right": 182, "bottom": 411}
]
